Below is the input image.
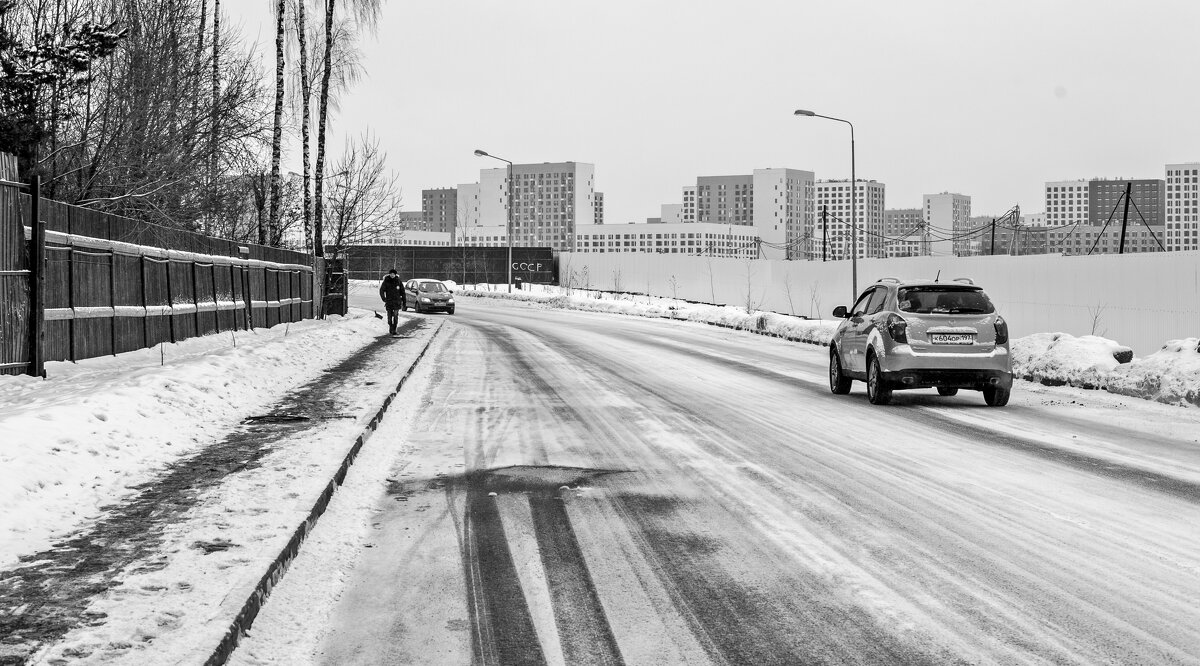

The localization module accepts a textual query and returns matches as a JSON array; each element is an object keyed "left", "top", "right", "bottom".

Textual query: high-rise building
[
  {"left": 477, "top": 162, "right": 597, "bottom": 251},
  {"left": 1165, "top": 163, "right": 1200, "bottom": 251},
  {"left": 686, "top": 169, "right": 813, "bottom": 259},
  {"left": 695, "top": 174, "right": 754, "bottom": 225},
  {"left": 813, "top": 179, "right": 885, "bottom": 260},
  {"left": 882, "top": 208, "right": 923, "bottom": 258},
  {"left": 1044, "top": 180, "right": 1090, "bottom": 227},
  {"left": 754, "top": 168, "right": 815, "bottom": 261},
  {"left": 421, "top": 188, "right": 457, "bottom": 234},
  {"left": 595, "top": 191, "right": 605, "bottom": 225},
  {"left": 922, "top": 193, "right": 972, "bottom": 257},
  {"left": 1088, "top": 179, "right": 1165, "bottom": 227},
  {"left": 682, "top": 186, "right": 697, "bottom": 223}
]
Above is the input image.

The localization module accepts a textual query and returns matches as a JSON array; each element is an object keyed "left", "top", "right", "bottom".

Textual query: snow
[
  {"left": 1108, "top": 338, "right": 1200, "bottom": 407},
  {"left": 1011, "top": 332, "right": 1134, "bottom": 389},
  {"left": 1, "top": 310, "right": 441, "bottom": 664},
  {"left": 0, "top": 314, "right": 383, "bottom": 570},
  {"left": 457, "top": 283, "right": 840, "bottom": 346}
]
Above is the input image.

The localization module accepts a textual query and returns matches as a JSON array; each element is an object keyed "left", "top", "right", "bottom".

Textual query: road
[{"left": 318, "top": 293, "right": 1200, "bottom": 665}]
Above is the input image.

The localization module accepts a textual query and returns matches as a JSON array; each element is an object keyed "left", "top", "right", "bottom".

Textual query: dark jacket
[{"left": 380, "top": 274, "right": 405, "bottom": 308}]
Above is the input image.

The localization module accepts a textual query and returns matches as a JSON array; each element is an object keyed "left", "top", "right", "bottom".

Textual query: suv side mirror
[{"left": 833, "top": 305, "right": 848, "bottom": 318}]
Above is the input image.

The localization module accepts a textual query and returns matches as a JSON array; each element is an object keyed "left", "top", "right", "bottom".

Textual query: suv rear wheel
[
  {"left": 829, "top": 348, "right": 852, "bottom": 395},
  {"left": 983, "top": 385, "right": 1010, "bottom": 407},
  {"left": 866, "top": 353, "right": 892, "bottom": 405}
]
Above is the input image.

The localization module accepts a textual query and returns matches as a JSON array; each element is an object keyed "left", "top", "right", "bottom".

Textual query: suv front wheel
[{"left": 829, "top": 348, "right": 852, "bottom": 395}]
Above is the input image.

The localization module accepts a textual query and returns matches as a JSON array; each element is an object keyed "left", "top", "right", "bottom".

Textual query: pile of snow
[
  {"left": 1011, "top": 333, "right": 1134, "bottom": 390},
  {"left": 0, "top": 312, "right": 383, "bottom": 567},
  {"left": 1107, "top": 338, "right": 1200, "bottom": 407},
  {"left": 458, "top": 284, "right": 839, "bottom": 345}
]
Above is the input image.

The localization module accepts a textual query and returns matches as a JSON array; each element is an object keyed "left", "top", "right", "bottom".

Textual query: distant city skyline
[{"left": 229, "top": 1, "right": 1200, "bottom": 225}]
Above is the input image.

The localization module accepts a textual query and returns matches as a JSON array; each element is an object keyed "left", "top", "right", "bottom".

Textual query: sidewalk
[{"left": 0, "top": 315, "right": 441, "bottom": 665}]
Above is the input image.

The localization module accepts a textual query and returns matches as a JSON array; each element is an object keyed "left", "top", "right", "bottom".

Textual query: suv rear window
[{"left": 897, "top": 287, "right": 994, "bottom": 314}]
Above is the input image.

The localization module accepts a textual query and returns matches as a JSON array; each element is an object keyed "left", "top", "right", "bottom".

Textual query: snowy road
[{"left": 251, "top": 296, "right": 1200, "bottom": 664}]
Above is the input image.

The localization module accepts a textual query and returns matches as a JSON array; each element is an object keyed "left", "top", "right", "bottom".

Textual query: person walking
[{"left": 379, "top": 268, "right": 406, "bottom": 335}]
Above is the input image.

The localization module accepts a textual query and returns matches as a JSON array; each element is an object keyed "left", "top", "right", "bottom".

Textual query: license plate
[{"left": 931, "top": 333, "right": 974, "bottom": 345}]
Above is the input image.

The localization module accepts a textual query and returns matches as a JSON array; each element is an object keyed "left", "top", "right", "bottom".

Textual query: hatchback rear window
[{"left": 897, "top": 287, "right": 994, "bottom": 314}]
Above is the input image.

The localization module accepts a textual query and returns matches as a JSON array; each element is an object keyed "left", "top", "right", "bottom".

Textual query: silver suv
[{"left": 828, "top": 278, "right": 1013, "bottom": 406}]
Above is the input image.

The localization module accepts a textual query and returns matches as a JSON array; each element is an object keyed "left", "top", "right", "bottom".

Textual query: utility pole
[
  {"left": 990, "top": 218, "right": 996, "bottom": 256},
  {"left": 1118, "top": 182, "right": 1132, "bottom": 254},
  {"left": 821, "top": 205, "right": 828, "bottom": 262}
]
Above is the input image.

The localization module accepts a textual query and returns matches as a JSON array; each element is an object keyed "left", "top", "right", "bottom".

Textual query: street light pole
[
  {"left": 795, "top": 109, "right": 857, "bottom": 302},
  {"left": 474, "top": 149, "right": 514, "bottom": 293}
]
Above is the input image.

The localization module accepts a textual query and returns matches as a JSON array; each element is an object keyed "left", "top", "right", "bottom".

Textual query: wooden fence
[{"left": 0, "top": 161, "right": 322, "bottom": 376}]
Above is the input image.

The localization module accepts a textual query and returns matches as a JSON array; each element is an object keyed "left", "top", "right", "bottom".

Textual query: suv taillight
[
  {"left": 994, "top": 316, "right": 1009, "bottom": 345},
  {"left": 886, "top": 314, "right": 908, "bottom": 343}
]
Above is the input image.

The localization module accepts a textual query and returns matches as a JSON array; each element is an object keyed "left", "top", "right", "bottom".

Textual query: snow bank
[
  {"left": 1011, "top": 333, "right": 1134, "bottom": 389},
  {"left": 1107, "top": 338, "right": 1200, "bottom": 407},
  {"left": 459, "top": 284, "right": 839, "bottom": 345},
  {"left": 0, "top": 312, "right": 382, "bottom": 567}
]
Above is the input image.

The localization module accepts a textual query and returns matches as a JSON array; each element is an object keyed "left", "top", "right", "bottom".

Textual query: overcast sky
[{"left": 230, "top": 0, "right": 1200, "bottom": 224}]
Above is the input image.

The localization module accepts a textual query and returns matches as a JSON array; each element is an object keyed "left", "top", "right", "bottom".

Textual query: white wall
[{"left": 556, "top": 251, "right": 1200, "bottom": 355}]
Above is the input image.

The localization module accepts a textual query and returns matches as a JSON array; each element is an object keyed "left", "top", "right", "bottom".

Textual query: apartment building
[
  {"left": 754, "top": 168, "right": 815, "bottom": 261},
  {"left": 882, "top": 208, "right": 923, "bottom": 258},
  {"left": 595, "top": 191, "right": 605, "bottom": 226},
  {"left": 1166, "top": 163, "right": 1200, "bottom": 251},
  {"left": 457, "top": 183, "right": 480, "bottom": 231},
  {"left": 454, "top": 225, "right": 505, "bottom": 247},
  {"left": 1044, "top": 180, "right": 1090, "bottom": 227},
  {"left": 923, "top": 192, "right": 972, "bottom": 257},
  {"left": 686, "top": 169, "right": 813, "bottom": 260},
  {"left": 813, "top": 180, "right": 885, "bottom": 260},
  {"left": 682, "top": 186, "right": 697, "bottom": 223},
  {"left": 421, "top": 188, "right": 457, "bottom": 234},
  {"left": 695, "top": 174, "right": 754, "bottom": 225},
  {"left": 476, "top": 162, "right": 597, "bottom": 251},
  {"left": 1088, "top": 179, "right": 1164, "bottom": 227},
  {"left": 1049, "top": 224, "right": 1164, "bottom": 255},
  {"left": 574, "top": 222, "right": 759, "bottom": 258}
]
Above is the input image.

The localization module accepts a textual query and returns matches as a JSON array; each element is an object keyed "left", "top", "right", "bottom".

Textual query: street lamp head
[
  {"left": 794, "top": 109, "right": 815, "bottom": 116},
  {"left": 473, "top": 149, "right": 489, "bottom": 157}
]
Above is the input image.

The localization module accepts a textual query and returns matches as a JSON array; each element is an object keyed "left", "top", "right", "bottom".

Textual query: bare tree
[
  {"left": 809, "top": 281, "right": 823, "bottom": 320},
  {"left": 781, "top": 272, "right": 797, "bottom": 316},
  {"left": 291, "top": 0, "right": 313, "bottom": 252},
  {"left": 269, "top": 0, "right": 286, "bottom": 242},
  {"left": 323, "top": 132, "right": 402, "bottom": 252},
  {"left": 12, "top": 0, "right": 273, "bottom": 233},
  {"left": 742, "top": 259, "right": 761, "bottom": 314},
  {"left": 314, "top": 0, "right": 378, "bottom": 258},
  {"left": 1088, "top": 301, "right": 1107, "bottom": 337}
]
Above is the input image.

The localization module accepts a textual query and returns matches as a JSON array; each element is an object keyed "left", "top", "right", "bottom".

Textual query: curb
[{"left": 205, "top": 322, "right": 443, "bottom": 666}]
